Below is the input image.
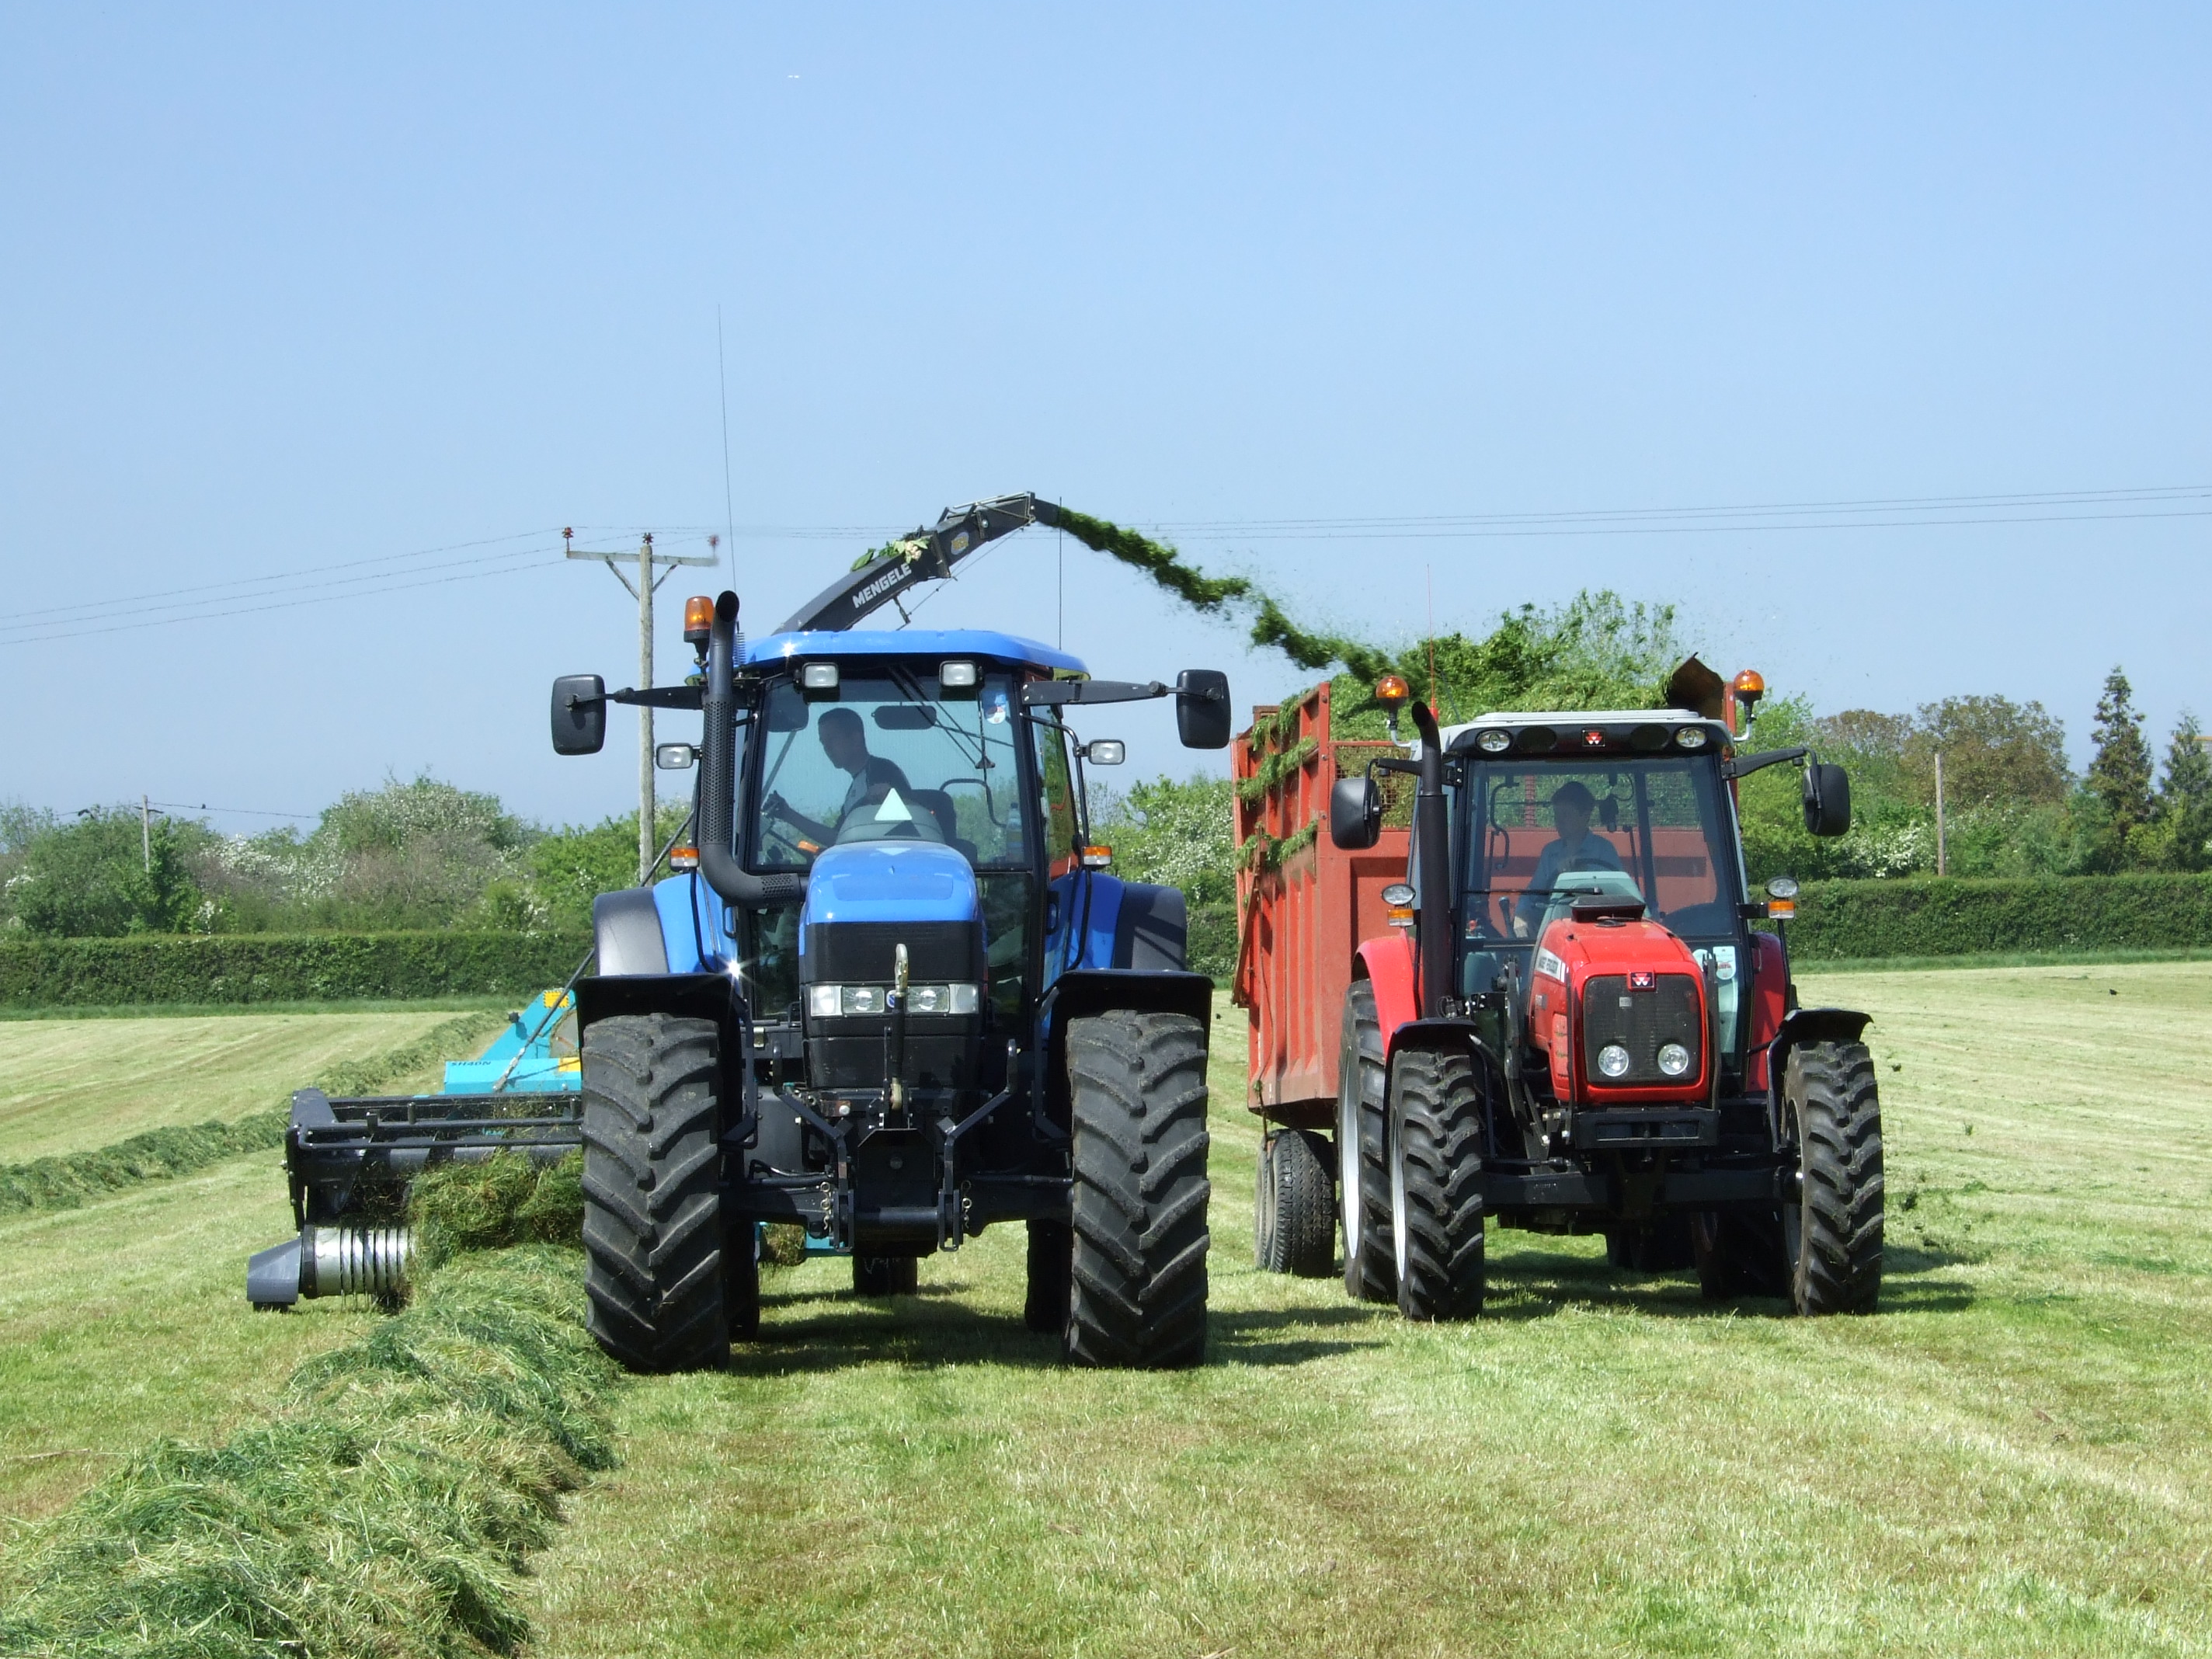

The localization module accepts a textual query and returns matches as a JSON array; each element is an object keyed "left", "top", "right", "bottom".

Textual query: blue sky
[{"left": 2, "top": 6, "right": 2206, "bottom": 833}]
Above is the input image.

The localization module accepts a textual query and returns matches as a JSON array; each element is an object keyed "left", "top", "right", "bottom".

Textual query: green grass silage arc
[{"left": 0, "top": 1246, "right": 616, "bottom": 1659}]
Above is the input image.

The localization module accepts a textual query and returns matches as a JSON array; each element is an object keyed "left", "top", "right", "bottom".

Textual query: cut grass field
[
  {"left": 526, "top": 962, "right": 2212, "bottom": 1658},
  {"left": 3, "top": 962, "right": 2208, "bottom": 1655},
  {"left": 0, "top": 1006, "right": 496, "bottom": 1162}
]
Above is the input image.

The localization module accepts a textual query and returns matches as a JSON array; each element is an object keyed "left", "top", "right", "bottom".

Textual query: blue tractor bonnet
[{"left": 798, "top": 840, "right": 982, "bottom": 958}]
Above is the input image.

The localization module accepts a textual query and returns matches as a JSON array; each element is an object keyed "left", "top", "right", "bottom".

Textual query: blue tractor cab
[{"left": 543, "top": 510, "right": 1233, "bottom": 1372}]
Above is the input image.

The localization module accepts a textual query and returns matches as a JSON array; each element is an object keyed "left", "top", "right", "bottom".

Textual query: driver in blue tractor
[
  {"left": 1511, "top": 780, "right": 1626, "bottom": 937},
  {"left": 765, "top": 706, "right": 913, "bottom": 847}
]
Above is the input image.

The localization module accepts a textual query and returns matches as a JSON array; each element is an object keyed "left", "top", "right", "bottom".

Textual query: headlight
[
  {"left": 1657, "top": 1042, "right": 1692, "bottom": 1076},
  {"left": 806, "top": 983, "right": 979, "bottom": 1017},
  {"left": 1475, "top": 729, "right": 1511, "bottom": 753},
  {"left": 1597, "top": 1044, "right": 1631, "bottom": 1079},
  {"left": 1674, "top": 725, "right": 1709, "bottom": 750}
]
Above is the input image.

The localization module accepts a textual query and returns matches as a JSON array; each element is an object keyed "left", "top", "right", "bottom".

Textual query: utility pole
[
  {"left": 565, "top": 529, "right": 718, "bottom": 882},
  {"left": 1934, "top": 750, "right": 1947, "bottom": 877},
  {"left": 141, "top": 794, "right": 151, "bottom": 873}
]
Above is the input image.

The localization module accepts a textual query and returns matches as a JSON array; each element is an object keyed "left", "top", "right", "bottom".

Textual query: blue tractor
[{"left": 544, "top": 496, "right": 1233, "bottom": 1369}]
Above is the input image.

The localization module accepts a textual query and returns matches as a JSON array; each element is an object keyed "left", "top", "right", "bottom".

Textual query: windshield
[
  {"left": 1462, "top": 757, "right": 1738, "bottom": 941},
  {"left": 749, "top": 669, "right": 1028, "bottom": 869}
]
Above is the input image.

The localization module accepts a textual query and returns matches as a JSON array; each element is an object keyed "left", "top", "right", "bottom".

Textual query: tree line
[{"left": 5, "top": 600, "right": 2204, "bottom": 976}]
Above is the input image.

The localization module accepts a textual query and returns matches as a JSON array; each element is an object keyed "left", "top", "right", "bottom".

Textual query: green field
[
  {"left": 5, "top": 963, "right": 2210, "bottom": 1655},
  {"left": 0, "top": 1008, "right": 481, "bottom": 1162}
]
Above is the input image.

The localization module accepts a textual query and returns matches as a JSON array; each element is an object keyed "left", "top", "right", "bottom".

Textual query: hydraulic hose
[
  {"left": 1409, "top": 701, "right": 1452, "bottom": 1021},
  {"left": 698, "top": 591, "right": 807, "bottom": 910}
]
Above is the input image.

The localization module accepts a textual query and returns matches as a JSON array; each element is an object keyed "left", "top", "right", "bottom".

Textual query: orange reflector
[
  {"left": 1386, "top": 906, "right": 1415, "bottom": 928},
  {"left": 1733, "top": 669, "right": 1766, "bottom": 698},
  {"left": 1768, "top": 899, "right": 1796, "bottom": 920},
  {"left": 1376, "top": 673, "right": 1411, "bottom": 708},
  {"left": 683, "top": 595, "right": 715, "bottom": 639},
  {"left": 669, "top": 845, "right": 699, "bottom": 871},
  {"left": 1080, "top": 845, "right": 1114, "bottom": 869}
]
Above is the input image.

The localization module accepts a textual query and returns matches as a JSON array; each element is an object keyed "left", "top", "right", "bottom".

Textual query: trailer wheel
[
  {"left": 1066, "top": 1010, "right": 1211, "bottom": 1369},
  {"left": 1388, "top": 1047, "right": 1486, "bottom": 1320},
  {"left": 1783, "top": 1041, "right": 1884, "bottom": 1315},
  {"left": 1256, "top": 1129, "right": 1335, "bottom": 1278},
  {"left": 1339, "top": 980, "right": 1396, "bottom": 1304},
  {"left": 580, "top": 1014, "right": 730, "bottom": 1372},
  {"left": 1024, "top": 1219, "right": 1073, "bottom": 1333},
  {"left": 854, "top": 1254, "right": 920, "bottom": 1297}
]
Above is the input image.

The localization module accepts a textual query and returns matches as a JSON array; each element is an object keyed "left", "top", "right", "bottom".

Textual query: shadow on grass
[
  {"left": 736, "top": 1285, "right": 1393, "bottom": 1375},
  {"left": 1482, "top": 1245, "right": 1976, "bottom": 1320}
]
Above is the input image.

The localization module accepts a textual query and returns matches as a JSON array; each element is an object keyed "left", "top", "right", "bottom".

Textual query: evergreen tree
[
  {"left": 2085, "top": 667, "right": 2153, "bottom": 869},
  {"left": 2153, "top": 711, "right": 2212, "bottom": 872}
]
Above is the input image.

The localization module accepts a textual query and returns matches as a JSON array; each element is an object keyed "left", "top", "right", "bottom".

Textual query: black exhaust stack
[
  {"left": 697, "top": 590, "right": 806, "bottom": 909},
  {"left": 1409, "top": 701, "right": 1452, "bottom": 1020}
]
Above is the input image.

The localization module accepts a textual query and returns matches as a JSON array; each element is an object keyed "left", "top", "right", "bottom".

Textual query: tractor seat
[{"left": 912, "top": 789, "right": 980, "bottom": 864}]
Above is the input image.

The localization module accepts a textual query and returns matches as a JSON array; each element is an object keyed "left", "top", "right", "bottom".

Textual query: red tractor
[{"left": 1236, "top": 661, "right": 1881, "bottom": 1316}]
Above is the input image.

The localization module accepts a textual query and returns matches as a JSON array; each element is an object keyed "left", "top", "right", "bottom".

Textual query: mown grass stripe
[
  {"left": 0, "top": 1011, "right": 503, "bottom": 1219},
  {"left": 0, "top": 1243, "right": 614, "bottom": 1658}
]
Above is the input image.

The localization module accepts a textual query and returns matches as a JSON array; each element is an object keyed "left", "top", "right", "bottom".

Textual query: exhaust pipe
[
  {"left": 1409, "top": 701, "right": 1452, "bottom": 1021},
  {"left": 696, "top": 590, "right": 807, "bottom": 910}
]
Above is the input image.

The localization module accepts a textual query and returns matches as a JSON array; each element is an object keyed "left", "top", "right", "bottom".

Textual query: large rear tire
[
  {"left": 1339, "top": 980, "right": 1395, "bottom": 1304},
  {"left": 1066, "top": 1010, "right": 1211, "bottom": 1369},
  {"left": 1389, "top": 1046, "right": 1486, "bottom": 1320},
  {"left": 1256, "top": 1129, "right": 1335, "bottom": 1278},
  {"left": 581, "top": 1014, "right": 730, "bottom": 1372},
  {"left": 1784, "top": 1041, "right": 1884, "bottom": 1315}
]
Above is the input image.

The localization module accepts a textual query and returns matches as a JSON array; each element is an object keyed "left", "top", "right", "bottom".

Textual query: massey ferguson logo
[
  {"left": 1629, "top": 971, "right": 1656, "bottom": 991},
  {"left": 851, "top": 563, "right": 913, "bottom": 610}
]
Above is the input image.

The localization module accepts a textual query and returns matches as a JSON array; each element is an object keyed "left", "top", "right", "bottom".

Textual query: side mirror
[
  {"left": 551, "top": 675, "right": 607, "bottom": 756},
  {"left": 1175, "top": 669, "right": 1231, "bottom": 750},
  {"left": 654, "top": 743, "right": 697, "bottom": 770},
  {"left": 1803, "top": 762, "right": 1851, "bottom": 837},
  {"left": 1080, "top": 739, "right": 1126, "bottom": 766},
  {"left": 1330, "top": 775, "right": 1382, "bottom": 850}
]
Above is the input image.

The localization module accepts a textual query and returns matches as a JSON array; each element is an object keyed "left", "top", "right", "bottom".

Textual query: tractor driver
[
  {"left": 767, "top": 707, "right": 913, "bottom": 846},
  {"left": 1511, "top": 781, "right": 1624, "bottom": 937}
]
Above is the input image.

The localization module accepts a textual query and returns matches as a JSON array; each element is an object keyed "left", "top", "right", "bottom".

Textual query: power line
[{"left": 148, "top": 800, "right": 317, "bottom": 821}]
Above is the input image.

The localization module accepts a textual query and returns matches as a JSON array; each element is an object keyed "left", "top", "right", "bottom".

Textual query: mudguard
[
  {"left": 1763, "top": 1006, "right": 1873, "bottom": 1133},
  {"left": 593, "top": 889, "right": 670, "bottom": 976},
  {"left": 1111, "top": 882, "right": 1188, "bottom": 972},
  {"left": 1355, "top": 931, "right": 1419, "bottom": 1046}
]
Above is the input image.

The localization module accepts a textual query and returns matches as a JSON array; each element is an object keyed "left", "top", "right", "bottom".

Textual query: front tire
[
  {"left": 1066, "top": 1010, "right": 1211, "bottom": 1368},
  {"left": 1389, "top": 1047, "right": 1487, "bottom": 1320},
  {"left": 1256, "top": 1129, "right": 1335, "bottom": 1278},
  {"left": 581, "top": 1014, "right": 730, "bottom": 1372},
  {"left": 1339, "top": 981, "right": 1395, "bottom": 1303},
  {"left": 1783, "top": 1042, "right": 1884, "bottom": 1315}
]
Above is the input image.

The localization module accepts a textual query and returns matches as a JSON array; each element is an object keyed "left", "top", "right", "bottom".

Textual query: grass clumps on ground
[
  {"left": 0, "top": 1011, "right": 503, "bottom": 1219},
  {"left": 409, "top": 1149, "right": 584, "bottom": 1271},
  {"left": 0, "top": 1244, "right": 615, "bottom": 1658}
]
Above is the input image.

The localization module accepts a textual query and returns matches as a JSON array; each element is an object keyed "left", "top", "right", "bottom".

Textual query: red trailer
[
  {"left": 1232, "top": 680, "right": 1406, "bottom": 1131},
  {"left": 1231, "top": 680, "right": 1421, "bottom": 1282}
]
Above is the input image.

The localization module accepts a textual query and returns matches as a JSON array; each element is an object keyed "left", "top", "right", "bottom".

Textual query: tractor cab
[{"left": 1442, "top": 712, "right": 1757, "bottom": 1097}]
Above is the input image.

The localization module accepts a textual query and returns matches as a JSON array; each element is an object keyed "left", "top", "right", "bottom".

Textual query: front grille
[
  {"left": 802, "top": 920, "right": 983, "bottom": 985},
  {"left": 1580, "top": 973, "right": 1702, "bottom": 1086}
]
